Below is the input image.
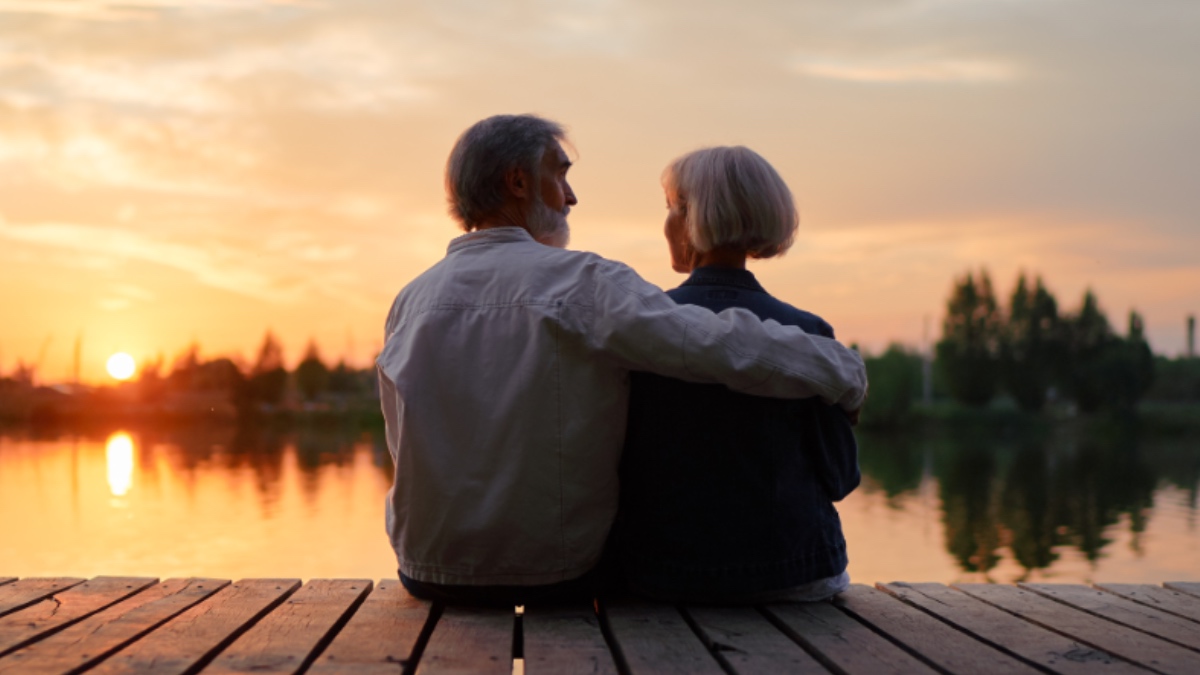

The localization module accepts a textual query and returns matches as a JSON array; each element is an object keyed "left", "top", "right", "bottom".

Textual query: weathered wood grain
[
  {"left": 1022, "top": 584, "right": 1200, "bottom": 651},
  {"left": 201, "top": 579, "right": 372, "bottom": 675},
  {"left": 522, "top": 602, "right": 617, "bottom": 675},
  {"left": 0, "top": 578, "right": 227, "bottom": 675},
  {"left": 0, "top": 577, "right": 157, "bottom": 658},
  {"left": 87, "top": 578, "right": 300, "bottom": 675},
  {"left": 957, "top": 584, "right": 1200, "bottom": 674},
  {"left": 764, "top": 599, "right": 937, "bottom": 675},
  {"left": 684, "top": 605, "right": 826, "bottom": 674},
  {"left": 0, "top": 578, "right": 86, "bottom": 618},
  {"left": 1097, "top": 584, "right": 1200, "bottom": 624},
  {"left": 880, "top": 582, "right": 1144, "bottom": 674},
  {"left": 603, "top": 600, "right": 723, "bottom": 675},
  {"left": 835, "top": 584, "right": 1041, "bottom": 674},
  {"left": 1165, "top": 583, "right": 1200, "bottom": 600},
  {"left": 416, "top": 605, "right": 512, "bottom": 674},
  {"left": 306, "top": 580, "right": 432, "bottom": 675}
]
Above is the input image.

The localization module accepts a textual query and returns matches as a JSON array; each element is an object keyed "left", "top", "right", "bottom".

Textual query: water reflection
[
  {"left": 1, "top": 418, "right": 1197, "bottom": 583},
  {"left": 852, "top": 417, "right": 1200, "bottom": 583},
  {"left": 0, "top": 425, "right": 397, "bottom": 580},
  {"left": 105, "top": 432, "right": 134, "bottom": 497}
]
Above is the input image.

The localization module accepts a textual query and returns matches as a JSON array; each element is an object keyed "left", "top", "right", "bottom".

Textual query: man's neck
[{"left": 473, "top": 203, "right": 529, "bottom": 234}]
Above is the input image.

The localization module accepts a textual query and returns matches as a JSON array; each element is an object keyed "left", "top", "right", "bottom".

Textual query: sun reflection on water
[{"left": 105, "top": 432, "right": 135, "bottom": 497}]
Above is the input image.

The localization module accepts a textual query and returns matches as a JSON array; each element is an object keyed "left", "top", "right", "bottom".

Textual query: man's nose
[{"left": 565, "top": 183, "right": 578, "bottom": 206}]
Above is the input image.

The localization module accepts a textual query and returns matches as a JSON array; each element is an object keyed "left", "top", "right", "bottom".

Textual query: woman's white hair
[
  {"left": 663, "top": 146, "right": 798, "bottom": 259},
  {"left": 446, "top": 114, "right": 566, "bottom": 230}
]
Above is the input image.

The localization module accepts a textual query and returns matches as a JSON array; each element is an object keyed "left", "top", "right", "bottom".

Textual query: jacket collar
[
  {"left": 681, "top": 266, "right": 767, "bottom": 293},
  {"left": 447, "top": 226, "right": 534, "bottom": 254}
]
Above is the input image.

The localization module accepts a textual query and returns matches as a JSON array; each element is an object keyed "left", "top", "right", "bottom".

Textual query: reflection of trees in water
[
  {"left": 856, "top": 432, "right": 924, "bottom": 505},
  {"left": 98, "top": 424, "right": 392, "bottom": 515},
  {"left": 859, "top": 419, "right": 1195, "bottom": 578}
]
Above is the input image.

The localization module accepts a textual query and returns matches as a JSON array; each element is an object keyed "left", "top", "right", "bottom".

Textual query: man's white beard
[{"left": 527, "top": 196, "right": 570, "bottom": 248}]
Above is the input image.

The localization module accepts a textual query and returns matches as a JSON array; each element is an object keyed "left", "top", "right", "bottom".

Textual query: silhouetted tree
[
  {"left": 12, "top": 360, "right": 35, "bottom": 387},
  {"left": 1101, "top": 311, "right": 1155, "bottom": 411},
  {"left": 1001, "top": 274, "right": 1062, "bottom": 411},
  {"left": 1061, "top": 290, "right": 1114, "bottom": 412},
  {"left": 936, "top": 270, "right": 1002, "bottom": 406},
  {"left": 249, "top": 331, "right": 288, "bottom": 406},
  {"left": 167, "top": 343, "right": 201, "bottom": 390},
  {"left": 863, "top": 344, "right": 922, "bottom": 425},
  {"left": 294, "top": 340, "right": 330, "bottom": 402}
]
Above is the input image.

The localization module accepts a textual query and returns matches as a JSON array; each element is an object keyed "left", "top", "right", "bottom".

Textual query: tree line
[
  {"left": 862, "top": 270, "right": 1198, "bottom": 424},
  {"left": 134, "top": 332, "right": 376, "bottom": 414}
]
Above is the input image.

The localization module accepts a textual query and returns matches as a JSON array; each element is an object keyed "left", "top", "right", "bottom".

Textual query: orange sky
[{"left": 1, "top": 0, "right": 1198, "bottom": 383}]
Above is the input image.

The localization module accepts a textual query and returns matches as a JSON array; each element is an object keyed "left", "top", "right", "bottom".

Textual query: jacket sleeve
[
  {"left": 810, "top": 404, "right": 861, "bottom": 501},
  {"left": 583, "top": 260, "right": 868, "bottom": 410}
]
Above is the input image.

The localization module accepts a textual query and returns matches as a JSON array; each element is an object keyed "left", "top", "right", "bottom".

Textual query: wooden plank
[
  {"left": 0, "top": 578, "right": 228, "bottom": 675},
  {"left": 416, "top": 605, "right": 512, "bottom": 674},
  {"left": 685, "top": 605, "right": 826, "bottom": 674},
  {"left": 307, "top": 580, "right": 433, "bottom": 675},
  {"left": 201, "top": 579, "right": 372, "bottom": 675},
  {"left": 1022, "top": 584, "right": 1200, "bottom": 651},
  {"left": 603, "top": 600, "right": 724, "bottom": 675},
  {"left": 764, "top": 599, "right": 937, "bottom": 675},
  {"left": 880, "top": 582, "right": 1145, "bottom": 674},
  {"left": 0, "top": 577, "right": 157, "bottom": 658},
  {"left": 0, "top": 578, "right": 86, "bottom": 618},
  {"left": 523, "top": 602, "right": 617, "bottom": 675},
  {"left": 835, "top": 585, "right": 1041, "bottom": 674},
  {"left": 1165, "top": 583, "right": 1200, "bottom": 600},
  {"left": 957, "top": 584, "right": 1200, "bottom": 674},
  {"left": 88, "top": 578, "right": 300, "bottom": 675},
  {"left": 0, "top": 581, "right": 13, "bottom": 589},
  {"left": 1097, "top": 584, "right": 1200, "bottom": 624}
]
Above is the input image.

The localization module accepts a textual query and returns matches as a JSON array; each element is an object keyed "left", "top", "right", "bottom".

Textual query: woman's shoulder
[{"left": 756, "top": 295, "right": 837, "bottom": 338}]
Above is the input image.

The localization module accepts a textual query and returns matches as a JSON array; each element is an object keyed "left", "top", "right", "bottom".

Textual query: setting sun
[{"left": 106, "top": 352, "right": 136, "bottom": 381}]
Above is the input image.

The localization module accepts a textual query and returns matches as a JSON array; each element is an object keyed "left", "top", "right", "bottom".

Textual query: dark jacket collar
[{"left": 680, "top": 266, "right": 767, "bottom": 293}]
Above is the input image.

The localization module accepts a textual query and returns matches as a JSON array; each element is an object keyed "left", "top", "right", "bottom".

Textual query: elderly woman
[{"left": 615, "top": 146, "right": 860, "bottom": 603}]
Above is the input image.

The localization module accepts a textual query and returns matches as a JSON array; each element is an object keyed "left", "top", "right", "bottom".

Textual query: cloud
[
  {"left": 0, "top": 217, "right": 369, "bottom": 307},
  {"left": 794, "top": 55, "right": 1019, "bottom": 84},
  {"left": 0, "top": 0, "right": 306, "bottom": 21}
]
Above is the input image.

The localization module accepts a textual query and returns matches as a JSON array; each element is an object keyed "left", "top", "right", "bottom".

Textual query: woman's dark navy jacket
[{"left": 615, "top": 266, "right": 859, "bottom": 599}]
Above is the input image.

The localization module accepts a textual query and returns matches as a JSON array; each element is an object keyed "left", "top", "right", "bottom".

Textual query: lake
[{"left": 2, "top": 417, "right": 1197, "bottom": 584}]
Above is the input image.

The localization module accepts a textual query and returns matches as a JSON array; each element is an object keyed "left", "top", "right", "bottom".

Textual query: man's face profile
[{"left": 525, "top": 141, "right": 576, "bottom": 248}]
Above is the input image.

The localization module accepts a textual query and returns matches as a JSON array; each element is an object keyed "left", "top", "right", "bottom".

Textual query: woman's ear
[{"left": 504, "top": 167, "right": 531, "bottom": 199}]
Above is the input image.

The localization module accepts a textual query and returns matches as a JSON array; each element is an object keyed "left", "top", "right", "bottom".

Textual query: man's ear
[{"left": 504, "top": 167, "right": 531, "bottom": 199}]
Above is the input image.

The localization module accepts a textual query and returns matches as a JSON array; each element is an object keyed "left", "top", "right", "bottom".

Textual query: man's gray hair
[
  {"left": 446, "top": 114, "right": 566, "bottom": 230},
  {"left": 663, "top": 146, "right": 798, "bottom": 259}
]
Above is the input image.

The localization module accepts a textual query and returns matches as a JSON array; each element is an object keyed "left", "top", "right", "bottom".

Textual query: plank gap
[
  {"left": 594, "top": 599, "right": 632, "bottom": 675},
  {"left": 513, "top": 606, "right": 524, "bottom": 660},
  {"left": 757, "top": 605, "right": 849, "bottom": 675},
  {"left": 677, "top": 606, "right": 738, "bottom": 675},
  {"left": 291, "top": 580, "right": 376, "bottom": 675},
  {"left": 833, "top": 594, "right": 962, "bottom": 675},
  {"left": 401, "top": 601, "right": 444, "bottom": 675},
  {"left": 175, "top": 579, "right": 301, "bottom": 675},
  {"left": 872, "top": 584, "right": 1058, "bottom": 675}
]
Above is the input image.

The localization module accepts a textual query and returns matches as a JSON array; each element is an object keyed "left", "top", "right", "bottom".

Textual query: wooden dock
[{"left": 1, "top": 577, "right": 1199, "bottom": 674}]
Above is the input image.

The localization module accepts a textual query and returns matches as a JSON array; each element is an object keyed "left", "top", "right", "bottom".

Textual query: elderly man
[{"left": 377, "top": 114, "right": 867, "bottom": 605}]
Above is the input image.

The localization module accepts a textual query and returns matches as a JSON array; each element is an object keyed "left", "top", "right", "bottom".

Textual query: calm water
[{"left": 2, "top": 419, "right": 1198, "bottom": 583}]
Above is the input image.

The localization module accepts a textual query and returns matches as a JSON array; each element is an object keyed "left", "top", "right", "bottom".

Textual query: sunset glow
[
  {"left": 0, "top": 1, "right": 1196, "bottom": 382},
  {"left": 106, "top": 352, "right": 136, "bottom": 381}
]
